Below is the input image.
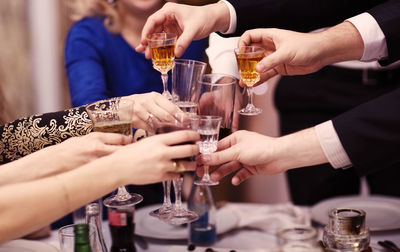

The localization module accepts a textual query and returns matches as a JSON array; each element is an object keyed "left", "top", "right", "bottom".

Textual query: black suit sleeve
[
  {"left": 368, "top": 0, "right": 400, "bottom": 64},
  {"left": 332, "top": 88, "right": 400, "bottom": 176},
  {"left": 228, "top": 0, "right": 383, "bottom": 36}
]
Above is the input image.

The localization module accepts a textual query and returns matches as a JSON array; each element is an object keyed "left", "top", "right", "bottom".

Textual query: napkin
[{"left": 224, "top": 203, "right": 311, "bottom": 234}]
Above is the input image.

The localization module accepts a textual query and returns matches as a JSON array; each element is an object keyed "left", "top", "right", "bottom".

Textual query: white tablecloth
[{"left": 42, "top": 202, "right": 400, "bottom": 252}]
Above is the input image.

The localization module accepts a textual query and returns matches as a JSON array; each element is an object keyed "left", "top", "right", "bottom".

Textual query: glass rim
[
  {"left": 58, "top": 223, "right": 96, "bottom": 238},
  {"left": 196, "top": 115, "right": 222, "bottom": 122},
  {"left": 329, "top": 208, "right": 366, "bottom": 219},
  {"left": 146, "top": 32, "right": 177, "bottom": 42},
  {"left": 234, "top": 45, "right": 265, "bottom": 54},
  {"left": 277, "top": 225, "right": 317, "bottom": 241},
  {"left": 174, "top": 58, "right": 207, "bottom": 67},
  {"left": 85, "top": 97, "right": 134, "bottom": 110},
  {"left": 198, "top": 73, "right": 237, "bottom": 86}
]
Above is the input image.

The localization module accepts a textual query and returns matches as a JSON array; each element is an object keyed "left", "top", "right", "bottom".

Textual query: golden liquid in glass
[
  {"left": 93, "top": 121, "right": 132, "bottom": 137},
  {"left": 236, "top": 55, "right": 263, "bottom": 87},
  {"left": 150, "top": 44, "right": 175, "bottom": 74}
]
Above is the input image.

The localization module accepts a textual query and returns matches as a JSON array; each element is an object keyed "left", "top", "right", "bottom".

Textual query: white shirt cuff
[
  {"left": 315, "top": 121, "right": 352, "bottom": 169},
  {"left": 346, "top": 13, "right": 388, "bottom": 61},
  {"left": 219, "top": 0, "right": 237, "bottom": 34}
]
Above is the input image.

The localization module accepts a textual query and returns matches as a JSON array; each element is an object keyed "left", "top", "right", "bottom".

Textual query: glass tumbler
[
  {"left": 277, "top": 225, "right": 322, "bottom": 252},
  {"left": 323, "top": 208, "right": 370, "bottom": 251}
]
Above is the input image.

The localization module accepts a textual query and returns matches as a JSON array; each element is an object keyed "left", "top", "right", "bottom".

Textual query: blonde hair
[{"left": 66, "top": 0, "right": 121, "bottom": 33}]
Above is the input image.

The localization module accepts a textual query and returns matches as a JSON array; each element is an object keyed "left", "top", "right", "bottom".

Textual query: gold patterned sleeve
[{"left": 0, "top": 106, "right": 93, "bottom": 164}]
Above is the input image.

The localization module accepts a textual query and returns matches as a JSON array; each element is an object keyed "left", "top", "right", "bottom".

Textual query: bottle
[
  {"left": 74, "top": 223, "right": 92, "bottom": 252},
  {"left": 85, "top": 203, "right": 108, "bottom": 252},
  {"left": 108, "top": 206, "right": 136, "bottom": 252},
  {"left": 188, "top": 183, "right": 217, "bottom": 246}
]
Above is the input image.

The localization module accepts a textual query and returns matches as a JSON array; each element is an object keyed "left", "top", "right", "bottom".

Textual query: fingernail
[
  {"left": 232, "top": 177, "right": 240, "bottom": 186},
  {"left": 176, "top": 45, "right": 184, "bottom": 58}
]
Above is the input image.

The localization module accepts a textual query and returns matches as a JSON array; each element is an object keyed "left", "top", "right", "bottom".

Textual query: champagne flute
[
  {"left": 151, "top": 114, "right": 199, "bottom": 225},
  {"left": 234, "top": 46, "right": 265, "bottom": 116},
  {"left": 194, "top": 116, "right": 222, "bottom": 186},
  {"left": 86, "top": 98, "right": 143, "bottom": 208},
  {"left": 147, "top": 33, "right": 177, "bottom": 101}
]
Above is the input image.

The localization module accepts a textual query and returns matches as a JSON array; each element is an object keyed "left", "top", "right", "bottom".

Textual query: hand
[
  {"left": 125, "top": 92, "right": 181, "bottom": 131},
  {"left": 200, "top": 130, "right": 283, "bottom": 185},
  {"left": 135, "top": 2, "right": 230, "bottom": 58},
  {"left": 0, "top": 132, "right": 133, "bottom": 185},
  {"left": 238, "top": 22, "right": 364, "bottom": 82},
  {"left": 200, "top": 128, "right": 328, "bottom": 186},
  {"left": 109, "top": 130, "right": 200, "bottom": 185}
]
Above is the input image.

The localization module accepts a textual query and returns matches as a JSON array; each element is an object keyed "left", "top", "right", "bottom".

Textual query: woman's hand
[
  {"left": 108, "top": 130, "right": 200, "bottom": 185},
  {"left": 0, "top": 132, "right": 132, "bottom": 185},
  {"left": 125, "top": 92, "right": 181, "bottom": 131}
]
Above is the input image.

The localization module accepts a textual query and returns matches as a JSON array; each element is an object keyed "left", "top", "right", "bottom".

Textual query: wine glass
[
  {"left": 85, "top": 98, "right": 143, "bottom": 208},
  {"left": 171, "top": 58, "right": 207, "bottom": 113},
  {"left": 151, "top": 114, "right": 199, "bottom": 225},
  {"left": 194, "top": 116, "right": 222, "bottom": 186},
  {"left": 234, "top": 46, "right": 265, "bottom": 115},
  {"left": 147, "top": 32, "right": 177, "bottom": 100},
  {"left": 148, "top": 180, "right": 173, "bottom": 219},
  {"left": 198, "top": 73, "right": 237, "bottom": 139}
]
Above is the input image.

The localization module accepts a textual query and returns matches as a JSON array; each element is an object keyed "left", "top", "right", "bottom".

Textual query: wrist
[
  {"left": 212, "top": 1, "right": 230, "bottom": 33},
  {"left": 273, "top": 127, "right": 328, "bottom": 171},
  {"left": 318, "top": 21, "right": 364, "bottom": 66}
]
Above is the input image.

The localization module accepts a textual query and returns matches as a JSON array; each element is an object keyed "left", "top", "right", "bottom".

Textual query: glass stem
[
  {"left": 116, "top": 186, "right": 130, "bottom": 201},
  {"left": 202, "top": 164, "right": 211, "bottom": 181},
  {"left": 163, "top": 180, "right": 172, "bottom": 207},
  {"left": 247, "top": 86, "right": 255, "bottom": 108},
  {"left": 161, "top": 73, "right": 168, "bottom": 94},
  {"left": 172, "top": 176, "right": 184, "bottom": 210}
]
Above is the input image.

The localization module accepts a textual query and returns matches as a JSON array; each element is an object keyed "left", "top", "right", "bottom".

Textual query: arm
[
  {"left": 0, "top": 132, "right": 132, "bottom": 186},
  {"left": 0, "top": 130, "right": 200, "bottom": 243},
  {"left": 0, "top": 106, "right": 92, "bottom": 164},
  {"left": 65, "top": 18, "right": 111, "bottom": 107}
]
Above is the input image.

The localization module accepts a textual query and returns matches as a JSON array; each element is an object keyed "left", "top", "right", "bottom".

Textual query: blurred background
[{"left": 0, "top": 0, "right": 289, "bottom": 204}]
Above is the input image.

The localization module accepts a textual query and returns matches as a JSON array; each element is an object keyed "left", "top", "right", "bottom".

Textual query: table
[{"left": 42, "top": 202, "right": 400, "bottom": 252}]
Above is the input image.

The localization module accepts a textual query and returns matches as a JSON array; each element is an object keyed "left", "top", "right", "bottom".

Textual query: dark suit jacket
[
  {"left": 228, "top": 0, "right": 400, "bottom": 176},
  {"left": 228, "top": 0, "right": 384, "bottom": 35}
]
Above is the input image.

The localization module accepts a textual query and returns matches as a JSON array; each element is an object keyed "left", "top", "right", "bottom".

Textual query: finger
[
  {"left": 256, "top": 50, "right": 287, "bottom": 73},
  {"left": 140, "top": 9, "right": 167, "bottom": 47},
  {"left": 201, "top": 145, "right": 239, "bottom": 166},
  {"left": 216, "top": 134, "right": 236, "bottom": 151},
  {"left": 167, "top": 143, "right": 199, "bottom": 159},
  {"left": 155, "top": 130, "right": 200, "bottom": 145},
  {"left": 238, "top": 29, "right": 266, "bottom": 47},
  {"left": 210, "top": 161, "right": 242, "bottom": 181},
  {"left": 175, "top": 28, "right": 198, "bottom": 58},
  {"left": 164, "top": 172, "right": 181, "bottom": 181},
  {"left": 154, "top": 94, "right": 182, "bottom": 119},
  {"left": 259, "top": 68, "right": 279, "bottom": 82},
  {"left": 91, "top": 132, "right": 133, "bottom": 145},
  {"left": 232, "top": 168, "right": 253, "bottom": 186},
  {"left": 171, "top": 160, "right": 196, "bottom": 172}
]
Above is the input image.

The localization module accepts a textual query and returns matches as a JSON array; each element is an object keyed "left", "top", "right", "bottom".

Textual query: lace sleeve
[{"left": 0, "top": 106, "right": 93, "bottom": 164}]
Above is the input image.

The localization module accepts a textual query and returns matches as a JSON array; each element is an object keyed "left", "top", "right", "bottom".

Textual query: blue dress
[{"left": 65, "top": 17, "right": 206, "bottom": 107}]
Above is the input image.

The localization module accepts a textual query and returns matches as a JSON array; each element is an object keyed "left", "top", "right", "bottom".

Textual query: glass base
[
  {"left": 194, "top": 179, "right": 219, "bottom": 186},
  {"left": 149, "top": 205, "right": 173, "bottom": 219},
  {"left": 238, "top": 104, "right": 262, "bottom": 116},
  {"left": 162, "top": 209, "right": 199, "bottom": 225},
  {"left": 103, "top": 193, "right": 143, "bottom": 208},
  {"left": 162, "top": 90, "right": 173, "bottom": 101}
]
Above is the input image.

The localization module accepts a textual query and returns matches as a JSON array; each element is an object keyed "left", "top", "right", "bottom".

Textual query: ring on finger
[
  {"left": 173, "top": 161, "right": 185, "bottom": 173},
  {"left": 145, "top": 113, "right": 154, "bottom": 125}
]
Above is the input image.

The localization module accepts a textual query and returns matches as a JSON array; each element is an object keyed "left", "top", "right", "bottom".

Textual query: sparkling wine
[
  {"left": 176, "top": 101, "right": 198, "bottom": 114},
  {"left": 236, "top": 54, "right": 263, "bottom": 87},
  {"left": 198, "top": 129, "right": 218, "bottom": 154},
  {"left": 93, "top": 121, "right": 133, "bottom": 137},
  {"left": 150, "top": 44, "right": 175, "bottom": 74}
]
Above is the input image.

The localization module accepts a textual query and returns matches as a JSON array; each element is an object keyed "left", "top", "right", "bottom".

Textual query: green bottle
[{"left": 74, "top": 224, "right": 92, "bottom": 252}]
